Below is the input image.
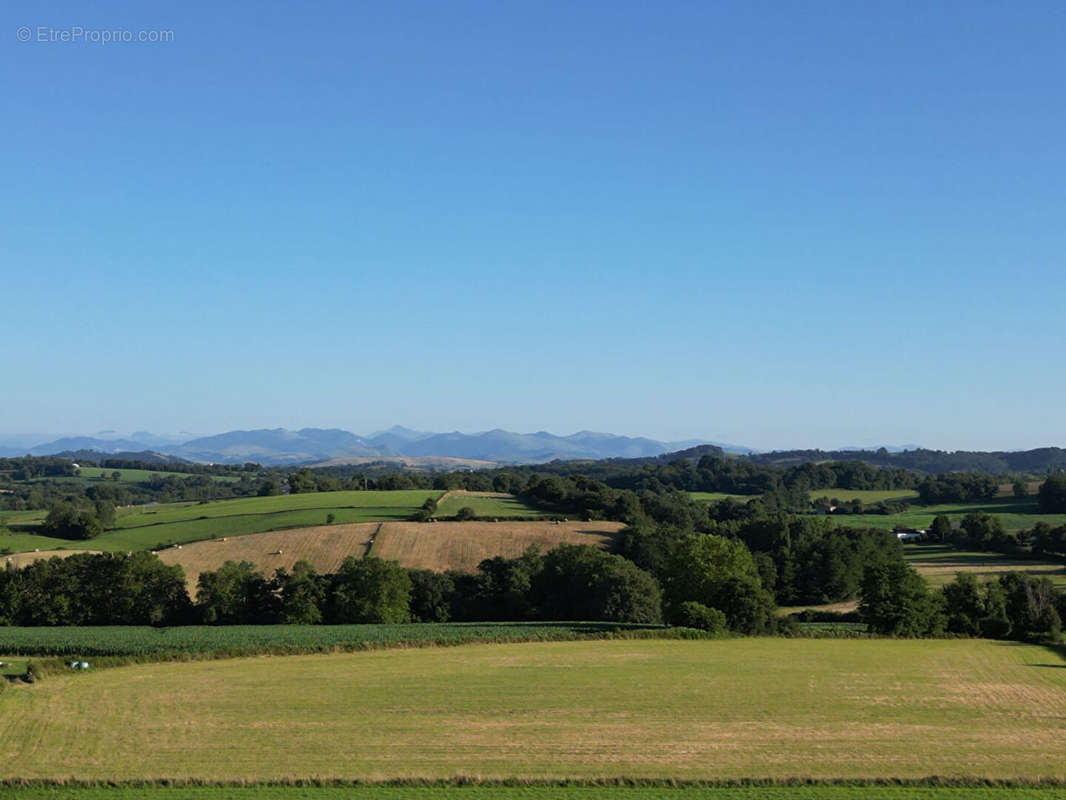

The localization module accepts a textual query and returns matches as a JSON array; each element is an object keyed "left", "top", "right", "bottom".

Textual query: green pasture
[
  {"left": 435, "top": 492, "right": 549, "bottom": 518},
  {"left": 808, "top": 489, "right": 919, "bottom": 504},
  {"left": 686, "top": 492, "right": 754, "bottom": 503},
  {"left": 834, "top": 497, "right": 1066, "bottom": 533},
  {"left": 76, "top": 467, "right": 242, "bottom": 483},
  {"left": 0, "top": 509, "right": 47, "bottom": 526},
  {"left": 0, "top": 657, "right": 27, "bottom": 677},
  {"left": 2, "top": 787, "right": 1065, "bottom": 800},
  {"left": 1, "top": 638, "right": 1064, "bottom": 781},
  {"left": 0, "top": 490, "right": 443, "bottom": 554}
]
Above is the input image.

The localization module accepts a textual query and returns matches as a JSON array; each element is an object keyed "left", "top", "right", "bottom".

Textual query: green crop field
[
  {"left": 904, "top": 544, "right": 1066, "bottom": 588},
  {"left": 1, "top": 638, "right": 1064, "bottom": 782},
  {"left": 0, "top": 622, "right": 667, "bottom": 659},
  {"left": 434, "top": 491, "right": 549, "bottom": 518},
  {"left": 1, "top": 788, "right": 1065, "bottom": 800},
  {"left": 0, "top": 490, "right": 443, "bottom": 554}
]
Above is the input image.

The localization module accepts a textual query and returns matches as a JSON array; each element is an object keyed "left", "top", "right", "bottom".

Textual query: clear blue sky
[{"left": 2, "top": 1, "right": 1064, "bottom": 450}]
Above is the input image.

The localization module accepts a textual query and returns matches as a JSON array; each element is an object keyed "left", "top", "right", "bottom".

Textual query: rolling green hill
[{"left": 0, "top": 490, "right": 444, "bottom": 554}]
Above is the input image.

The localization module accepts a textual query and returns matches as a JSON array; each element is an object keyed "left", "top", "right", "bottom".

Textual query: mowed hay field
[
  {"left": 155, "top": 522, "right": 380, "bottom": 589},
  {"left": 3, "top": 789, "right": 1066, "bottom": 800},
  {"left": 153, "top": 521, "right": 624, "bottom": 586},
  {"left": 370, "top": 521, "right": 624, "bottom": 572},
  {"left": 2, "top": 639, "right": 1066, "bottom": 781},
  {"left": 2, "top": 549, "right": 103, "bottom": 569},
  {"left": 905, "top": 545, "right": 1066, "bottom": 589}
]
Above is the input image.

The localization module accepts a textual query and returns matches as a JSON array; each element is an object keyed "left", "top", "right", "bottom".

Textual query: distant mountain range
[{"left": 0, "top": 426, "right": 752, "bottom": 465}]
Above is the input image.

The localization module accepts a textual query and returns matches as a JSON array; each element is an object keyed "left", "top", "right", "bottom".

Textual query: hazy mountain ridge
[
  {"left": 4, "top": 427, "right": 746, "bottom": 465},
  {"left": 5, "top": 431, "right": 1066, "bottom": 474}
]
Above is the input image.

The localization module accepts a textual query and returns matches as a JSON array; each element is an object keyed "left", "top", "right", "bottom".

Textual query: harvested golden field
[
  {"left": 1, "top": 639, "right": 1065, "bottom": 781},
  {"left": 370, "top": 520, "right": 624, "bottom": 572},
  {"left": 1, "top": 549, "right": 103, "bottom": 568},
  {"left": 906, "top": 545, "right": 1066, "bottom": 589},
  {"left": 154, "top": 521, "right": 623, "bottom": 587},
  {"left": 156, "top": 522, "right": 379, "bottom": 589}
]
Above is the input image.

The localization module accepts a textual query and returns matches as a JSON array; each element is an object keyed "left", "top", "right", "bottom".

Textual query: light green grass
[
  {"left": 2, "top": 639, "right": 1064, "bottom": 781},
  {"left": 76, "top": 467, "right": 242, "bottom": 483},
  {"left": 0, "top": 658, "right": 27, "bottom": 677},
  {"left": 836, "top": 497, "right": 1066, "bottom": 533},
  {"left": 0, "top": 530, "right": 76, "bottom": 552},
  {"left": 1, "top": 788, "right": 1065, "bottom": 800},
  {"left": 0, "top": 491, "right": 443, "bottom": 554},
  {"left": 686, "top": 492, "right": 754, "bottom": 503},
  {"left": 808, "top": 489, "right": 919, "bottom": 504},
  {"left": 904, "top": 544, "right": 1066, "bottom": 588},
  {"left": 435, "top": 492, "right": 549, "bottom": 518},
  {"left": 0, "top": 509, "right": 47, "bottom": 526}
]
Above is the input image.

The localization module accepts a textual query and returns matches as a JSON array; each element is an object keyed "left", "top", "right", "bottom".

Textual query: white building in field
[{"left": 895, "top": 530, "right": 925, "bottom": 542}]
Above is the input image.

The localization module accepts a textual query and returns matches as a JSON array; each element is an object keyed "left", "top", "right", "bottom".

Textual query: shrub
[
  {"left": 455, "top": 506, "right": 477, "bottom": 521},
  {"left": 675, "top": 601, "right": 726, "bottom": 633}
]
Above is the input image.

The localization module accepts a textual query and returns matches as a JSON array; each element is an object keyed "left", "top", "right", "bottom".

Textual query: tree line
[
  {"left": 0, "top": 456, "right": 262, "bottom": 512},
  {"left": 0, "top": 546, "right": 666, "bottom": 629},
  {"left": 860, "top": 561, "right": 1065, "bottom": 641}
]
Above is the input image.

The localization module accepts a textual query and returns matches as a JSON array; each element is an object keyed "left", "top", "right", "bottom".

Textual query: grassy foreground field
[
  {"left": 2, "top": 788, "right": 1066, "bottom": 800},
  {"left": 4, "top": 788, "right": 1066, "bottom": 800},
  {"left": 1, "top": 639, "right": 1064, "bottom": 781}
]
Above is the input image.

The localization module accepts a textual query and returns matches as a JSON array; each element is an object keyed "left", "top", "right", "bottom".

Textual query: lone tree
[
  {"left": 929, "top": 514, "right": 952, "bottom": 542},
  {"left": 1038, "top": 473, "right": 1066, "bottom": 514},
  {"left": 455, "top": 506, "right": 477, "bottom": 521}
]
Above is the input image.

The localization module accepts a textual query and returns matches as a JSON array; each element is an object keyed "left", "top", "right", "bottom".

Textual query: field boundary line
[{"left": 364, "top": 523, "right": 384, "bottom": 558}]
